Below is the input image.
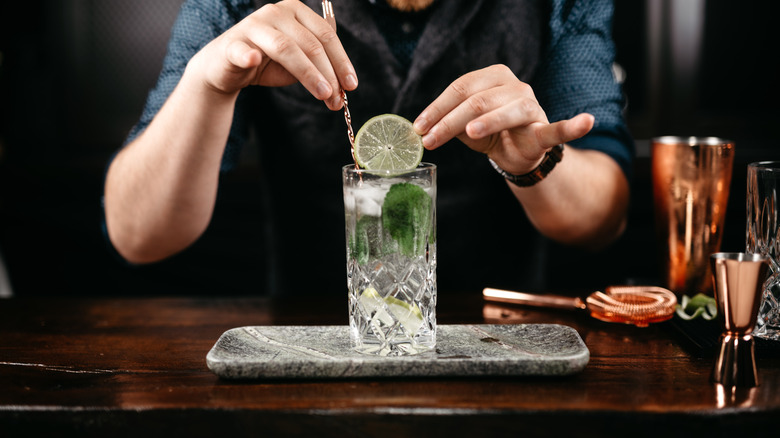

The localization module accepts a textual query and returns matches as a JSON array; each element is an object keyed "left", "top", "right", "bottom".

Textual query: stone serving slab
[{"left": 206, "top": 324, "right": 589, "bottom": 379}]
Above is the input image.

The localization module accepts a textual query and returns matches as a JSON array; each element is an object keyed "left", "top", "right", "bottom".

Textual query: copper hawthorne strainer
[{"left": 483, "top": 286, "right": 678, "bottom": 327}]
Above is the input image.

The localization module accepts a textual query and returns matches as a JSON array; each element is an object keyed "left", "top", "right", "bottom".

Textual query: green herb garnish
[
  {"left": 675, "top": 293, "right": 717, "bottom": 321},
  {"left": 382, "top": 182, "right": 432, "bottom": 257}
]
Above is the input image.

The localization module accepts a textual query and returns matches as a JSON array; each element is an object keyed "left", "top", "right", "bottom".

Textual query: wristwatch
[{"left": 488, "top": 144, "right": 564, "bottom": 187}]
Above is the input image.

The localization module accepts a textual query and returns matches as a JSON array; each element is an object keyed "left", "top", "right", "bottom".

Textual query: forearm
[
  {"left": 104, "top": 68, "right": 239, "bottom": 264},
  {"left": 510, "top": 147, "right": 629, "bottom": 249},
  {"left": 104, "top": 0, "right": 359, "bottom": 264}
]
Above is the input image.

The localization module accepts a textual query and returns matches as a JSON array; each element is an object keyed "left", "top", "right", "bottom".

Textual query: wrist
[{"left": 488, "top": 144, "right": 564, "bottom": 187}]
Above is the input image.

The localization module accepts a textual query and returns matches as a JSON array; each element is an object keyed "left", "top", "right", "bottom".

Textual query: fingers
[
  {"left": 414, "top": 69, "right": 496, "bottom": 146},
  {"left": 466, "top": 106, "right": 593, "bottom": 150},
  {"left": 462, "top": 91, "right": 546, "bottom": 141},
  {"left": 245, "top": 21, "right": 335, "bottom": 101},
  {"left": 414, "top": 65, "right": 593, "bottom": 155},
  {"left": 417, "top": 88, "right": 544, "bottom": 150},
  {"left": 223, "top": 1, "right": 357, "bottom": 108},
  {"left": 286, "top": 2, "right": 357, "bottom": 106},
  {"left": 414, "top": 65, "right": 532, "bottom": 149},
  {"left": 294, "top": 5, "right": 358, "bottom": 91}
]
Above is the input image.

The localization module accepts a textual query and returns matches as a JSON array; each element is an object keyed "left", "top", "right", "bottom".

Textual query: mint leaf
[
  {"left": 352, "top": 215, "right": 403, "bottom": 265},
  {"left": 675, "top": 293, "right": 717, "bottom": 321},
  {"left": 351, "top": 215, "right": 377, "bottom": 265},
  {"left": 382, "top": 182, "right": 432, "bottom": 257}
]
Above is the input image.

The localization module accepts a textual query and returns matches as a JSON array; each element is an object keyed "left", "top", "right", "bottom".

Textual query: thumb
[
  {"left": 226, "top": 40, "right": 263, "bottom": 69},
  {"left": 538, "top": 113, "right": 594, "bottom": 148}
]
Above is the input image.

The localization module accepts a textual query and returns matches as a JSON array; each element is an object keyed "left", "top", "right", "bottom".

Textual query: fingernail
[
  {"left": 422, "top": 132, "right": 436, "bottom": 149},
  {"left": 413, "top": 116, "right": 429, "bottom": 133},
  {"left": 469, "top": 121, "right": 485, "bottom": 137},
  {"left": 316, "top": 81, "right": 331, "bottom": 99},
  {"left": 345, "top": 74, "right": 358, "bottom": 90}
]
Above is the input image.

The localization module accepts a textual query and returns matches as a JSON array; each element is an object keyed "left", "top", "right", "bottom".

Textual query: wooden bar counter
[{"left": 1, "top": 291, "right": 778, "bottom": 436}]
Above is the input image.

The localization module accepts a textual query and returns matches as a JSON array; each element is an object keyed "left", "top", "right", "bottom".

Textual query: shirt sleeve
[
  {"left": 123, "top": 0, "right": 256, "bottom": 171},
  {"left": 101, "top": 0, "right": 256, "bottom": 263},
  {"left": 532, "top": 0, "right": 634, "bottom": 180}
]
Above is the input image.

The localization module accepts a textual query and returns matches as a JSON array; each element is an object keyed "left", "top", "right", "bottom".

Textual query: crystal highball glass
[
  {"left": 342, "top": 163, "right": 436, "bottom": 356},
  {"left": 746, "top": 161, "right": 780, "bottom": 340}
]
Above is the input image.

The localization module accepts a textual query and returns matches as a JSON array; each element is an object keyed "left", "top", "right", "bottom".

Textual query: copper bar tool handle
[
  {"left": 482, "top": 288, "right": 587, "bottom": 311},
  {"left": 321, "top": 0, "right": 336, "bottom": 30},
  {"left": 321, "top": 1, "right": 357, "bottom": 169}
]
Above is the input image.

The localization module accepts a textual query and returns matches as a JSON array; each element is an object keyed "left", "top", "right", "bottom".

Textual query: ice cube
[{"left": 355, "top": 185, "right": 386, "bottom": 217}]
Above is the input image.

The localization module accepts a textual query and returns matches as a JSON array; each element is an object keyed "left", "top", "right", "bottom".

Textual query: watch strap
[{"left": 488, "top": 144, "right": 564, "bottom": 187}]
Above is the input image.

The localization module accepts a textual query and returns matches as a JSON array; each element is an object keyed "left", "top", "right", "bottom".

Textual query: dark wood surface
[{"left": 2, "top": 292, "right": 779, "bottom": 437}]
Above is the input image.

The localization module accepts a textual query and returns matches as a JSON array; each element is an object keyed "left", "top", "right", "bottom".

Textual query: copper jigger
[
  {"left": 652, "top": 137, "right": 734, "bottom": 295},
  {"left": 710, "top": 252, "right": 769, "bottom": 387}
]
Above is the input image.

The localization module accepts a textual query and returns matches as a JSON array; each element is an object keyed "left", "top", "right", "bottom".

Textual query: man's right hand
[{"left": 188, "top": 0, "right": 358, "bottom": 110}]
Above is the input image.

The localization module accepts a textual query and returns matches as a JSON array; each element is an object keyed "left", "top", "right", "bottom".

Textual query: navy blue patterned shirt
[{"left": 119, "top": 0, "right": 634, "bottom": 295}]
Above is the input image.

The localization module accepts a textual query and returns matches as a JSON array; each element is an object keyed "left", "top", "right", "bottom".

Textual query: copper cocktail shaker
[{"left": 652, "top": 137, "right": 735, "bottom": 295}]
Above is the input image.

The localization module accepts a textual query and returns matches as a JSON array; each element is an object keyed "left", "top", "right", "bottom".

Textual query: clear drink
[{"left": 343, "top": 163, "right": 436, "bottom": 356}]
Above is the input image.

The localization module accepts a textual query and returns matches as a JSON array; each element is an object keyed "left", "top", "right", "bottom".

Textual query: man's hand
[
  {"left": 189, "top": 0, "right": 358, "bottom": 109},
  {"left": 413, "top": 64, "right": 628, "bottom": 249},
  {"left": 413, "top": 64, "right": 593, "bottom": 175}
]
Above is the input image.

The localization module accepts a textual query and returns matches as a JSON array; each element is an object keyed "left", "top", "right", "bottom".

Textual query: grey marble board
[{"left": 206, "top": 324, "right": 589, "bottom": 379}]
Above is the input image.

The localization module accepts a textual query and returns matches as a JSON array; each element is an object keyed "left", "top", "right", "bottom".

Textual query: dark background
[{"left": 1, "top": 0, "right": 779, "bottom": 297}]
